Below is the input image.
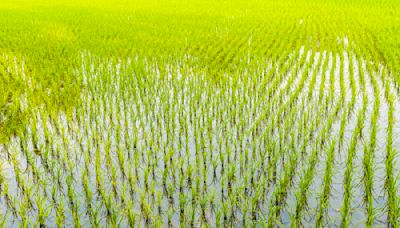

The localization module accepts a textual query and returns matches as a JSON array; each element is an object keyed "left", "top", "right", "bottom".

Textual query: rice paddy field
[{"left": 1, "top": 0, "right": 400, "bottom": 227}]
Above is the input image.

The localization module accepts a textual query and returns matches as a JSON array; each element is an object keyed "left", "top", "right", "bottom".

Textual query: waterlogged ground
[{"left": 1, "top": 40, "right": 400, "bottom": 227}]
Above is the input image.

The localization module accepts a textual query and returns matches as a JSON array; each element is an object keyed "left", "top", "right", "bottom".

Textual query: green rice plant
[
  {"left": 66, "top": 175, "right": 81, "bottom": 228},
  {"left": 0, "top": 162, "right": 5, "bottom": 194},
  {"left": 341, "top": 90, "right": 367, "bottom": 227},
  {"left": 316, "top": 140, "right": 337, "bottom": 226},
  {"left": 126, "top": 201, "right": 137, "bottom": 227},
  {"left": 348, "top": 51, "right": 356, "bottom": 111},
  {"left": 139, "top": 190, "right": 153, "bottom": 225},
  {"left": 105, "top": 194, "right": 121, "bottom": 227},
  {"left": 88, "top": 204, "right": 102, "bottom": 228},
  {"left": 167, "top": 207, "right": 174, "bottom": 227},
  {"left": 55, "top": 200, "right": 64, "bottom": 228},
  {"left": 0, "top": 211, "right": 8, "bottom": 227},
  {"left": 383, "top": 76, "right": 399, "bottom": 227},
  {"left": 81, "top": 169, "right": 92, "bottom": 213},
  {"left": 17, "top": 196, "right": 30, "bottom": 228},
  {"left": 35, "top": 192, "right": 51, "bottom": 227},
  {"left": 362, "top": 59, "right": 379, "bottom": 227}
]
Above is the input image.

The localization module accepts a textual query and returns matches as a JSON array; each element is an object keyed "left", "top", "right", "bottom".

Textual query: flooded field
[{"left": 1, "top": 0, "right": 400, "bottom": 227}]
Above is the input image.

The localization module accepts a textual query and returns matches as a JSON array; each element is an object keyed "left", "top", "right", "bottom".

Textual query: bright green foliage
[{"left": 0, "top": 0, "right": 400, "bottom": 227}]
